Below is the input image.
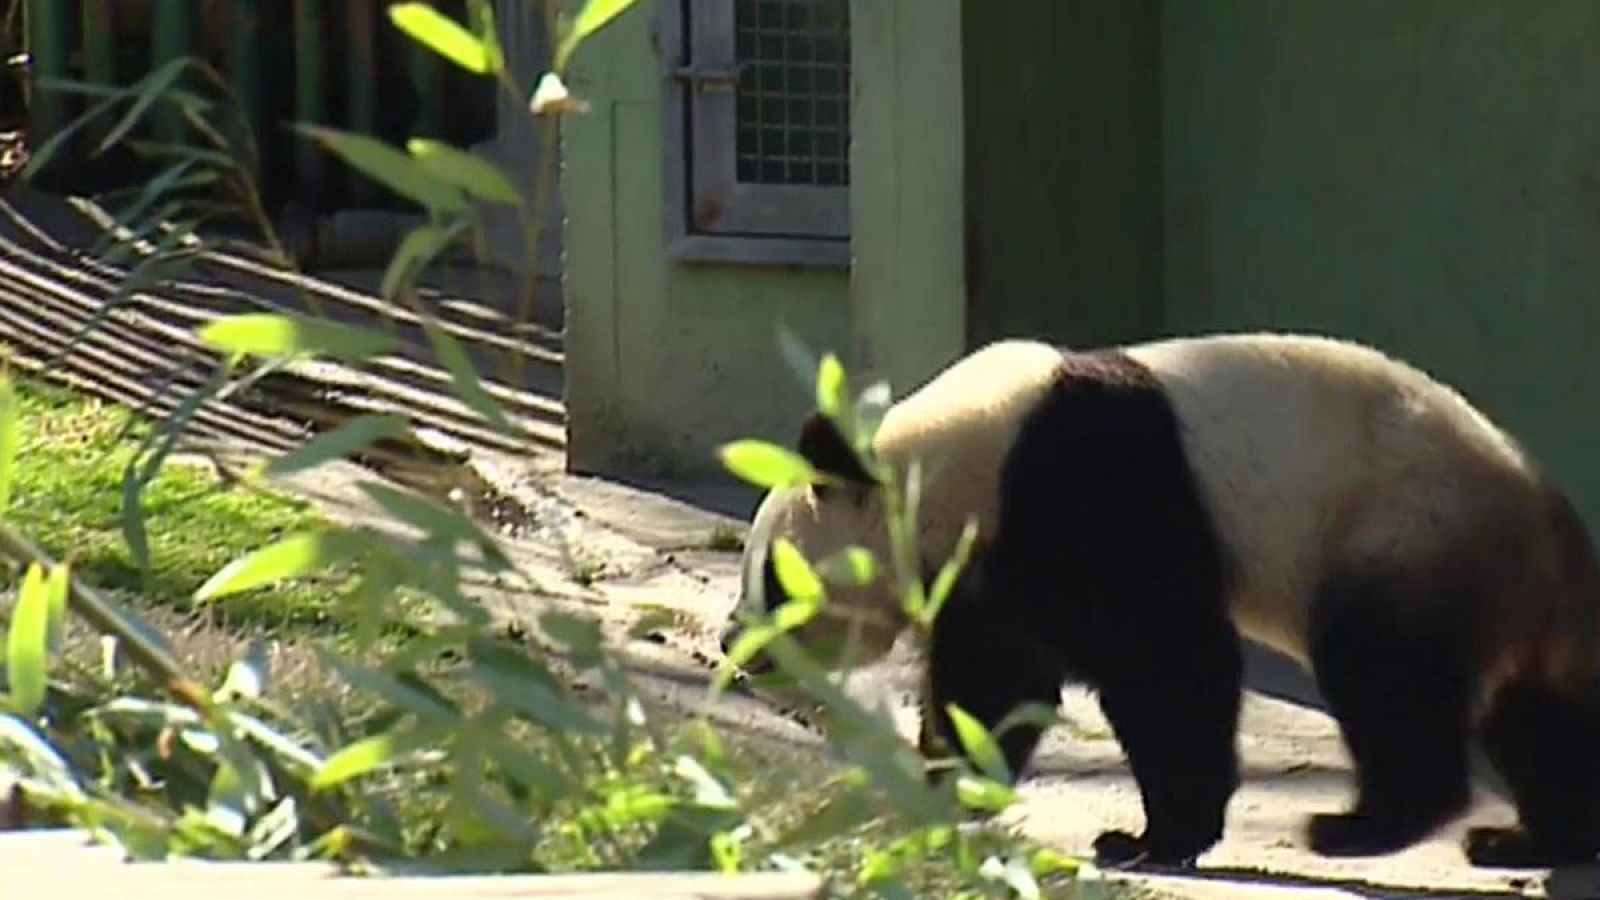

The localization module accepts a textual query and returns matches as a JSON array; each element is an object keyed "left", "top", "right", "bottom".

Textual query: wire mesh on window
[{"left": 734, "top": 0, "right": 850, "bottom": 187}]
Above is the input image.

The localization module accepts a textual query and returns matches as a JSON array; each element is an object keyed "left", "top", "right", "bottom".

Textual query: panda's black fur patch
[
  {"left": 798, "top": 413, "right": 876, "bottom": 487},
  {"left": 921, "top": 348, "right": 1244, "bottom": 865}
]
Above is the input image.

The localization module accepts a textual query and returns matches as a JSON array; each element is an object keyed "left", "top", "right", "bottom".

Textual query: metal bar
[
  {"left": 226, "top": 0, "right": 265, "bottom": 176},
  {"left": 293, "top": 0, "right": 326, "bottom": 194},
  {"left": 25, "top": 0, "right": 75, "bottom": 149},
  {"left": 79, "top": 0, "right": 113, "bottom": 146},
  {"left": 150, "top": 0, "right": 196, "bottom": 144},
  {"left": 345, "top": 0, "right": 377, "bottom": 204},
  {"left": 407, "top": 35, "right": 442, "bottom": 137},
  {"left": 80, "top": 0, "right": 113, "bottom": 86}
]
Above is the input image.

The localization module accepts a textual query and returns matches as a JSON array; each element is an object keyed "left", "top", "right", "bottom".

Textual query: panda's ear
[{"left": 797, "top": 413, "right": 877, "bottom": 487}]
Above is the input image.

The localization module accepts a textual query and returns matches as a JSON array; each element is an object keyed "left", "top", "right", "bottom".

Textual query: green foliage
[
  {"left": 419, "top": 320, "right": 522, "bottom": 439},
  {"left": 6, "top": 563, "right": 56, "bottom": 716},
  {"left": 816, "top": 354, "right": 849, "bottom": 419},
  {"left": 262, "top": 415, "right": 410, "bottom": 479},
  {"left": 555, "top": 0, "right": 644, "bottom": 73},
  {"left": 293, "top": 126, "right": 470, "bottom": 218},
  {"left": 0, "top": 2, "right": 1102, "bottom": 896},
  {"left": 197, "top": 313, "right": 398, "bottom": 363},
  {"left": 718, "top": 441, "right": 818, "bottom": 490},
  {"left": 388, "top": 2, "right": 500, "bottom": 75},
  {"left": 406, "top": 139, "right": 522, "bottom": 207},
  {"left": 0, "top": 375, "right": 17, "bottom": 517},
  {"left": 2, "top": 381, "right": 343, "bottom": 629},
  {"left": 194, "top": 529, "right": 373, "bottom": 602}
]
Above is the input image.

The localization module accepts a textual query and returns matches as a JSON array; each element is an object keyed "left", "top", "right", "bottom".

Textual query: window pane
[{"left": 733, "top": 0, "right": 851, "bottom": 187}]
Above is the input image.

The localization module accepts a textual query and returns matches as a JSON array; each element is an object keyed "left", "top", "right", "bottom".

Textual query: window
[{"left": 661, "top": 0, "right": 851, "bottom": 266}]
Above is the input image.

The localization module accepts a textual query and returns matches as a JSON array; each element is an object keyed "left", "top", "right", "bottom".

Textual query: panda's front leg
[
  {"left": 921, "top": 590, "right": 1066, "bottom": 785},
  {"left": 1091, "top": 659, "right": 1242, "bottom": 868}
]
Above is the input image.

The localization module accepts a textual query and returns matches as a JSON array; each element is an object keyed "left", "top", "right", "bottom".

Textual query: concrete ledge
[{"left": 3, "top": 830, "right": 825, "bottom": 899}]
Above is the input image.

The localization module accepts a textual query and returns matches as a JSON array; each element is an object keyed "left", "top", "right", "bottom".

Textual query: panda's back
[{"left": 1121, "top": 333, "right": 1543, "bottom": 662}]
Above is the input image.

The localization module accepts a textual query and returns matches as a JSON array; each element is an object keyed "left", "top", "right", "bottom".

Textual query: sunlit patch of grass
[{"left": 8, "top": 379, "right": 348, "bottom": 632}]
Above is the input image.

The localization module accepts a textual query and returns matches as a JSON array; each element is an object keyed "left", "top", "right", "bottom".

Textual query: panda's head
[{"left": 719, "top": 413, "right": 910, "bottom": 673}]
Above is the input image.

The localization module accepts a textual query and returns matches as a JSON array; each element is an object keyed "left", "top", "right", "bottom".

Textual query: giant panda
[{"left": 719, "top": 332, "right": 1600, "bottom": 870}]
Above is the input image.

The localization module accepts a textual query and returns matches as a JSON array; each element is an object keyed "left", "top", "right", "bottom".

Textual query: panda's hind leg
[
  {"left": 1467, "top": 677, "right": 1600, "bottom": 867},
  {"left": 1306, "top": 569, "right": 1474, "bottom": 857}
]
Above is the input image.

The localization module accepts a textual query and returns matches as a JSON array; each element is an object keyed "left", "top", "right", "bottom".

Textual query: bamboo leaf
[
  {"left": 0, "top": 376, "right": 17, "bottom": 516},
  {"left": 312, "top": 724, "right": 439, "bottom": 790},
  {"left": 380, "top": 222, "right": 464, "bottom": 301},
  {"left": 407, "top": 138, "right": 521, "bottom": 206},
  {"left": 945, "top": 704, "right": 1011, "bottom": 784},
  {"left": 718, "top": 441, "right": 816, "bottom": 489},
  {"left": 263, "top": 414, "right": 409, "bottom": 478},
  {"left": 420, "top": 319, "right": 519, "bottom": 437},
  {"left": 555, "top": 0, "right": 644, "bottom": 71},
  {"left": 923, "top": 517, "right": 979, "bottom": 626},
  {"left": 465, "top": 650, "right": 606, "bottom": 736},
  {"left": 770, "top": 539, "right": 823, "bottom": 604},
  {"left": 815, "top": 353, "right": 848, "bottom": 418},
  {"left": 195, "top": 529, "right": 371, "bottom": 601},
  {"left": 0, "top": 714, "right": 84, "bottom": 801},
  {"left": 358, "top": 482, "right": 510, "bottom": 570},
  {"left": 197, "top": 313, "right": 396, "bottom": 362},
  {"left": 94, "top": 57, "right": 192, "bottom": 155},
  {"left": 206, "top": 751, "right": 276, "bottom": 838},
  {"left": 956, "top": 774, "right": 1018, "bottom": 814},
  {"left": 814, "top": 546, "right": 877, "bottom": 587},
  {"left": 389, "top": 2, "right": 498, "bottom": 74},
  {"left": 711, "top": 622, "right": 777, "bottom": 694},
  {"left": 43, "top": 562, "right": 68, "bottom": 654},
  {"left": 120, "top": 461, "right": 152, "bottom": 578},
  {"left": 317, "top": 650, "right": 459, "bottom": 724},
  {"left": 6, "top": 564, "right": 51, "bottom": 716},
  {"left": 294, "top": 125, "right": 467, "bottom": 214}
]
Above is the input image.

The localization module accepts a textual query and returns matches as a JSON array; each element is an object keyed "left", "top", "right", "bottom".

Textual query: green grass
[{"left": 8, "top": 379, "right": 347, "bottom": 632}]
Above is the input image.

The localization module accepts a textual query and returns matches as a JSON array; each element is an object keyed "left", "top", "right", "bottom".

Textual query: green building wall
[
  {"left": 562, "top": 1, "right": 852, "bottom": 479},
  {"left": 962, "top": 0, "right": 1163, "bottom": 351},
  {"left": 1161, "top": 2, "right": 1600, "bottom": 528},
  {"left": 564, "top": 0, "right": 1600, "bottom": 530}
]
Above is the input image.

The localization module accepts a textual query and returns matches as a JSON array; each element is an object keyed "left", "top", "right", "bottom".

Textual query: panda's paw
[
  {"left": 1463, "top": 826, "right": 1540, "bottom": 868},
  {"left": 1092, "top": 830, "right": 1148, "bottom": 867},
  {"left": 1464, "top": 825, "right": 1599, "bottom": 869},
  {"left": 1306, "top": 812, "right": 1422, "bottom": 858},
  {"left": 1307, "top": 813, "right": 1379, "bottom": 856},
  {"left": 1092, "top": 830, "right": 1200, "bottom": 870}
]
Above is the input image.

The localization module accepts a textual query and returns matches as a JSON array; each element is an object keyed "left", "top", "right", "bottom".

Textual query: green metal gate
[{"left": 21, "top": 0, "right": 496, "bottom": 217}]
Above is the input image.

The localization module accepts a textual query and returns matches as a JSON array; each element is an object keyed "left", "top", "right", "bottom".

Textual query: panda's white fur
[
  {"left": 742, "top": 334, "right": 1591, "bottom": 680},
  {"left": 727, "top": 332, "right": 1600, "bottom": 868},
  {"left": 737, "top": 338, "right": 1066, "bottom": 664},
  {"left": 1124, "top": 334, "right": 1587, "bottom": 683}
]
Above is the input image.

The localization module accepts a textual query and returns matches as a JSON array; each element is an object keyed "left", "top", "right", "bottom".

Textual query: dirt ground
[{"left": 264, "top": 445, "right": 1600, "bottom": 900}]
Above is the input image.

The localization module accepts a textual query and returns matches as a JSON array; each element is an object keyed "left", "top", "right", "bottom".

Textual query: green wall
[
  {"left": 563, "top": 0, "right": 1600, "bottom": 520},
  {"left": 1162, "top": 2, "right": 1600, "bottom": 528},
  {"left": 562, "top": 1, "right": 852, "bottom": 478},
  {"left": 848, "top": 0, "right": 969, "bottom": 400},
  {"left": 962, "top": 0, "right": 1163, "bottom": 349}
]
